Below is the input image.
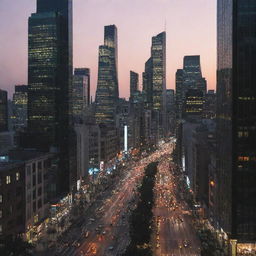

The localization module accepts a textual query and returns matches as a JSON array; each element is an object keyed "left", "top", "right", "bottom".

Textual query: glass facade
[
  {"left": 72, "top": 68, "right": 90, "bottom": 121},
  {"left": 130, "top": 71, "right": 139, "bottom": 103},
  {"left": 27, "top": 0, "right": 73, "bottom": 193},
  {"left": 151, "top": 32, "right": 166, "bottom": 112},
  {"left": 217, "top": 0, "right": 256, "bottom": 242},
  {"left": 12, "top": 85, "right": 28, "bottom": 130},
  {"left": 95, "top": 25, "right": 119, "bottom": 124}
]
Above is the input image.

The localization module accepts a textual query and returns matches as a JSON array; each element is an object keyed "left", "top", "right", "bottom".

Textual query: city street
[
  {"left": 152, "top": 145, "right": 201, "bottom": 256},
  {"left": 47, "top": 144, "right": 169, "bottom": 256}
]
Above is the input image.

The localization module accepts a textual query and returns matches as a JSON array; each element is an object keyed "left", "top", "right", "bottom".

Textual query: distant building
[
  {"left": 72, "top": 68, "right": 90, "bottom": 121},
  {"left": 75, "top": 123, "right": 101, "bottom": 180},
  {"left": 175, "top": 56, "right": 207, "bottom": 120},
  {"left": 151, "top": 32, "right": 167, "bottom": 137},
  {"left": 166, "top": 89, "right": 176, "bottom": 135},
  {"left": 130, "top": 71, "right": 139, "bottom": 103},
  {"left": 0, "top": 89, "right": 8, "bottom": 132},
  {"left": 12, "top": 85, "right": 28, "bottom": 130},
  {"left": 100, "top": 124, "right": 119, "bottom": 162},
  {"left": 183, "top": 56, "right": 207, "bottom": 95},
  {"left": 95, "top": 25, "right": 119, "bottom": 125},
  {"left": 143, "top": 58, "right": 153, "bottom": 108}
]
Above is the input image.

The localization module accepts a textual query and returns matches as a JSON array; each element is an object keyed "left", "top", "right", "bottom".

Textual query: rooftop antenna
[{"left": 164, "top": 19, "right": 167, "bottom": 32}]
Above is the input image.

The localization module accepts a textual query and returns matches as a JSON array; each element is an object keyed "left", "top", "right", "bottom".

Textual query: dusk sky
[{"left": 0, "top": 0, "right": 216, "bottom": 99}]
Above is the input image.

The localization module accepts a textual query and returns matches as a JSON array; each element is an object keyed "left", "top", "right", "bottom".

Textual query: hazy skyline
[{"left": 0, "top": 0, "right": 216, "bottom": 99}]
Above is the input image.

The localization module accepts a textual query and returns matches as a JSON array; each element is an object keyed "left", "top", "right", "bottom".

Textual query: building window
[
  {"left": 16, "top": 172, "right": 20, "bottom": 181},
  {"left": 6, "top": 176, "right": 11, "bottom": 184},
  {"left": 0, "top": 195, "right": 2, "bottom": 203},
  {"left": 0, "top": 225, "right": 2, "bottom": 234},
  {"left": 0, "top": 210, "right": 2, "bottom": 218}
]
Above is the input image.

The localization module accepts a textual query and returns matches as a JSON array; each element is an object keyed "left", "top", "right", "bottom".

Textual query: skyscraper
[
  {"left": 142, "top": 57, "right": 153, "bottom": 108},
  {"left": 175, "top": 56, "right": 207, "bottom": 120},
  {"left": 95, "top": 25, "right": 119, "bottom": 124},
  {"left": 183, "top": 56, "right": 207, "bottom": 95},
  {"left": 72, "top": 68, "right": 90, "bottom": 121},
  {"left": 27, "top": 0, "right": 74, "bottom": 193},
  {"left": 175, "top": 69, "right": 185, "bottom": 119},
  {"left": 130, "top": 71, "right": 139, "bottom": 103},
  {"left": 12, "top": 85, "right": 28, "bottom": 130},
  {"left": 151, "top": 32, "right": 166, "bottom": 112},
  {"left": 0, "top": 89, "right": 8, "bottom": 132},
  {"left": 216, "top": 0, "right": 256, "bottom": 253}
]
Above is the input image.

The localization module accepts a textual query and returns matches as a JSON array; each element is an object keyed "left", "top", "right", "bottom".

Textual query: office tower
[
  {"left": 0, "top": 89, "right": 8, "bottom": 132},
  {"left": 216, "top": 0, "right": 256, "bottom": 253},
  {"left": 175, "top": 56, "right": 207, "bottom": 120},
  {"left": 151, "top": 32, "right": 166, "bottom": 112},
  {"left": 142, "top": 58, "right": 153, "bottom": 108},
  {"left": 27, "top": 0, "right": 73, "bottom": 193},
  {"left": 130, "top": 71, "right": 139, "bottom": 103},
  {"left": 183, "top": 56, "right": 207, "bottom": 95},
  {"left": 72, "top": 68, "right": 90, "bottom": 121},
  {"left": 12, "top": 85, "right": 28, "bottom": 130},
  {"left": 175, "top": 69, "right": 185, "bottom": 119},
  {"left": 95, "top": 25, "right": 119, "bottom": 124}
]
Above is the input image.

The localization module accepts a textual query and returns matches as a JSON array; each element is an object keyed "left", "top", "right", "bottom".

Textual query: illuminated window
[
  {"left": 0, "top": 195, "right": 2, "bottom": 203},
  {"left": 238, "top": 156, "right": 250, "bottom": 161},
  {"left": 6, "top": 176, "right": 11, "bottom": 184},
  {"left": 0, "top": 225, "right": 2, "bottom": 234},
  {"left": 0, "top": 210, "right": 2, "bottom": 218},
  {"left": 16, "top": 172, "right": 20, "bottom": 181}
]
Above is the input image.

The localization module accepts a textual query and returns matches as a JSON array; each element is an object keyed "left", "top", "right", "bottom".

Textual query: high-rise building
[
  {"left": 216, "top": 0, "right": 256, "bottom": 253},
  {"left": 175, "top": 69, "right": 185, "bottom": 119},
  {"left": 95, "top": 25, "right": 119, "bottom": 124},
  {"left": 142, "top": 58, "right": 153, "bottom": 108},
  {"left": 175, "top": 56, "right": 207, "bottom": 120},
  {"left": 130, "top": 71, "right": 139, "bottom": 103},
  {"left": 0, "top": 89, "right": 8, "bottom": 132},
  {"left": 183, "top": 56, "right": 206, "bottom": 95},
  {"left": 151, "top": 32, "right": 166, "bottom": 113},
  {"left": 26, "top": 0, "right": 74, "bottom": 193},
  {"left": 72, "top": 68, "right": 90, "bottom": 121},
  {"left": 12, "top": 85, "right": 28, "bottom": 130}
]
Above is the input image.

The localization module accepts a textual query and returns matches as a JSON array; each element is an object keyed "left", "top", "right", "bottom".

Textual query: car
[
  {"left": 108, "top": 246, "right": 114, "bottom": 250},
  {"left": 84, "top": 231, "right": 90, "bottom": 238}
]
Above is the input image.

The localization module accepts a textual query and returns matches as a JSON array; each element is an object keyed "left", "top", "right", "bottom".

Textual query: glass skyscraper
[
  {"left": 216, "top": 0, "right": 256, "bottom": 251},
  {"left": 27, "top": 0, "right": 73, "bottom": 193},
  {"left": 175, "top": 56, "right": 207, "bottom": 120},
  {"left": 72, "top": 68, "right": 90, "bottom": 121},
  {"left": 12, "top": 85, "right": 28, "bottom": 130},
  {"left": 151, "top": 32, "right": 166, "bottom": 112},
  {"left": 130, "top": 71, "right": 139, "bottom": 103},
  {"left": 95, "top": 25, "right": 119, "bottom": 124}
]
